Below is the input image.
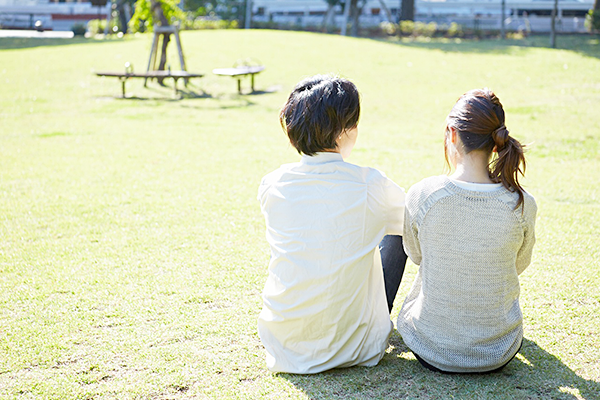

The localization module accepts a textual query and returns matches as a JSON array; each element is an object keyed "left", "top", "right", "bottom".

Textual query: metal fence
[{"left": 253, "top": 11, "right": 590, "bottom": 34}]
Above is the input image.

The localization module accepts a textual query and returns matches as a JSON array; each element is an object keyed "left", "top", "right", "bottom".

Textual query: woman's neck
[{"left": 450, "top": 151, "right": 494, "bottom": 184}]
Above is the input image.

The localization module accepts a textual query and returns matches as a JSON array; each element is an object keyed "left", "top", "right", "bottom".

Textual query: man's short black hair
[{"left": 280, "top": 75, "right": 360, "bottom": 156}]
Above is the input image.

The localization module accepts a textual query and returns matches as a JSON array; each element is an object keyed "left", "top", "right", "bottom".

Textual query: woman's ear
[{"left": 448, "top": 126, "right": 458, "bottom": 144}]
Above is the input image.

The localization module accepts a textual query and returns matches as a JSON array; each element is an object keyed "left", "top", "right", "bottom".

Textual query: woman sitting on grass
[
  {"left": 257, "top": 75, "right": 407, "bottom": 374},
  {"left": 397, "top": 88, "right": 537, "bottom": 374}
]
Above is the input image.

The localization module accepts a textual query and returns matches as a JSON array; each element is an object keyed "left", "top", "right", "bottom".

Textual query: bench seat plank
[
  {"left": 94, "top": 70, "right": 204, "bottom": 97},
  {"left": 212, "top": 66, "right": 265, "bottom": 93}
]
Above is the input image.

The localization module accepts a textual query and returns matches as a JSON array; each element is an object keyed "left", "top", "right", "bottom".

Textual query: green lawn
[{"left": 0, "top": 30, "right": 599, "bottom": 399}]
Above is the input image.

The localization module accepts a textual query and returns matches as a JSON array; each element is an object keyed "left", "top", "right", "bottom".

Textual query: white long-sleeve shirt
[{"left": 257, "top": 152, "right": 405, "bottom": 374}]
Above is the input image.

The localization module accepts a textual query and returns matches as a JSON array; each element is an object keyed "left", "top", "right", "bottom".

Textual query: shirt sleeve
[
  {"left": 383, "top": 177, "right": 405, "bottom": 236},
  {"left": 516, "top": 196, "right": 537, "bottom": 275}
]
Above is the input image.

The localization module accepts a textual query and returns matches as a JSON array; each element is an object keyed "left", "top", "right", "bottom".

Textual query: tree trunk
[
  {"left": 350, "top": 0, "right": 359, "bottom": 37},
  {"left": 590, "top": 0, "right": 600, "bottom": 33},
  {"left": 151, "top": 0, "right": 170, "bottom": 84},
  {"left": 322, "top": 4, "right": 334, "bottom": 32},
  {"left": 116, "top": 0, "right": 128, "bottom": 33},
  {"left": 151, "top": 0, "right": 169, "bottom": 25},
  {"left": 550, "top": 0, "right": 558, "bottom": 48},
  {"left": 341, "top": 0, "right": 351, "bottom": 35},
  {"left": 378, "top": 0, "right": 393, "bottom": 23},
  {"left": 400, "top": 0, "right": 415, "bottom": 21}
]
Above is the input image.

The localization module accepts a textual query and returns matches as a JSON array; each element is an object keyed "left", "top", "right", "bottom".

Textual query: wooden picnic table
[
  {"left": 95, "top": 70, "right": 204, "bottom": 98},
  {"left": 212, "top": 65, "right": 265, "bottom": 94}
]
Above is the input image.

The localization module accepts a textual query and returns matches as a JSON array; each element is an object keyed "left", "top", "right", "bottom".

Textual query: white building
[
  {"left": 0, "top": 0, "right": 594, "bottom": 32},
  {"left": 0, "top": 0, "right": 109, "bottom": 31},
  {"left": 251, "top": 0, "right": 595, "bottom": 33}
]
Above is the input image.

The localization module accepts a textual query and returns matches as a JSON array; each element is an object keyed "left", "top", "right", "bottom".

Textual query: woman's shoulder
[
  {"left": 404, "top": 176, "right": 454, "bottom": 218},
  {"left": 407, "top": 175, "right": 450, "bottom": 197},
  {"left": 523, "top": 190, "right": 537, "bottom": 205},
  {"left": 522, "top": 190, "right": 538, "bottom": 218}
]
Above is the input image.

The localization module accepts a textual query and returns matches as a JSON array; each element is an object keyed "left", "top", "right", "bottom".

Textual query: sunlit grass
[{"left": 0, "top": 30, "right": 599, "bottom": 399}]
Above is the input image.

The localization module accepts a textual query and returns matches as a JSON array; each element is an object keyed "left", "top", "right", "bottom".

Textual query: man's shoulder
[{"left": 260, "top": 162, "right": 301, "bottom": 184}]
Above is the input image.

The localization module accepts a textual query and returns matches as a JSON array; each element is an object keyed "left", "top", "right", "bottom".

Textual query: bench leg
[
  {"left": 251, "top": 74, "right": 255, "bottom": 92},
  {"left": 120, "top": 77, "right": 127, "bottom": 98},
  {"left": 173, "top": 77, "right": 178, "bottom": 97},
  {"left": 237, "top": 78, "right": 242, "bottom": 94}
]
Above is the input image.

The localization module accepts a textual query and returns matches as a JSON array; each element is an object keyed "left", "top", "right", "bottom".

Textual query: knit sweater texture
[{"left": 397, "top": 175, "right": 537, "bottom": 373}]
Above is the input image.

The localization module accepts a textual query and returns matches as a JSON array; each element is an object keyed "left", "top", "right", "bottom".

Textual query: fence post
[
  {"left": 550, "top": 0, "right": 558, "bottom": 48},
  {"left": 501, "top": 0, "right": 506, "bottom": 39}
]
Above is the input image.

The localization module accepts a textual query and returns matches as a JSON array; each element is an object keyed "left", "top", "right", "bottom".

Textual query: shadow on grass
[
  {"left": 96, "top": 81, "right": 277, "bottom": 104},
  {"left": 378, "top": 34, "right": 600, "bottom": 60},
  {"left": 280, "top": 333, "right": 600, "bottom": 399},
  {"left": 0, "top": 36, "right": 116, "bottom": 50}
]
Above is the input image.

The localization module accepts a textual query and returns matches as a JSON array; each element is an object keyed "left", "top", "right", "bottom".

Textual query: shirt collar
[{"left": 300, "top": 152, "right": 343, "bottom": 165}]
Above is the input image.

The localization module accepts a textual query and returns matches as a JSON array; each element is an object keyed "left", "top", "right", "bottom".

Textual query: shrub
[
  {"left": 447, "top": 22, "right": 463, "bottom": 38},
  {"left": 399, "top": 20, "right": 415, "bottom": 35},
  {"left": 185, "top": 18, "right": 238, "bottom": 30},
  {"left": 414, "top": 21, "right": 437, "bottom": 37},
  {"left": 87, "top": 18, "right": 121, "bottom": 35},
  {"left": 71, "top": 23, "right": 87, "bottom": 36},
  {"left": 379, "top": 21, "right": 397, "bottom": 36},
  {"left": 87, "top": 19, "right": 105, "bottom": 35}
]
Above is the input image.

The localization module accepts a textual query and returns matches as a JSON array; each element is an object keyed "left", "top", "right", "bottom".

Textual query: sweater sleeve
[
  {"left": 516, "top": 194, "right": 538, "bottom": 275},
  {"left": 402, "top": 188, "right": 422, "bottom": 265}
]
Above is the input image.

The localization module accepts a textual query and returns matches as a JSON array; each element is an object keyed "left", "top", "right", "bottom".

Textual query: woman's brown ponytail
[
  {"left": 446, "top": 88, "right": 528, "bottom": 209},
  {"left": 489, "top": 126, "right": 527, "bottom": 209}
]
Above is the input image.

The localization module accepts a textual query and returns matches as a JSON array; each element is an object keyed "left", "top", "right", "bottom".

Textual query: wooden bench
[
  {"left": 212, "top": 65, "right": 265, "bottom": 94},
  {"left": 95, "top": 70, "right": 204, "bottom": 98}
]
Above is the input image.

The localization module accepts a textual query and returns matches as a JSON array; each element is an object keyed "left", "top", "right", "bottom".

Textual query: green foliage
[
  {"left": 183, "top": 0, "right": 216, "bottom": 17},
  {"left": 182, "top": 0, "right": 247, "bottom": 21},
  {"left": 585, "top": 9, "right": 600, "bottom": 32},
  {"left": 390, "top": 20, "right": 439, "bottom": 38},
  {"left": 186, "top": 18, "right": 238, "bottom": 29},
  {"left": 399, "top": 20, "right": 415, "bottom": 35},
  {"left": 413, "top": 21, "right": 437, "bottom": 37},
  {"left": 87, "top": 18, "right": 121, "bottom": 35},
  {"left": 447, "top": 22, "right": 463, "bottom": 38},
  {"left": 71, "top": 23, "right": 87, "bottom": 36},
  {"left": 379, "top": 21, "right": 397, "bottom": 36},
  {"left": 129, "top": 0, "right": 187, "bottom": 32}
]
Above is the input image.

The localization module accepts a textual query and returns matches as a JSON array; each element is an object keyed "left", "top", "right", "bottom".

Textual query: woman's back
[{"left": 398, "top": 175, "right": 537, "bottom": 373}]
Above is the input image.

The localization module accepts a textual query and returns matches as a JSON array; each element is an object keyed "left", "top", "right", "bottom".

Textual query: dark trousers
[
  {"left": 413, "top": 340, "right": 523, "bottom": 374},
  {"left": 379, "top": 235, "right": 408, "bottom": 313}
]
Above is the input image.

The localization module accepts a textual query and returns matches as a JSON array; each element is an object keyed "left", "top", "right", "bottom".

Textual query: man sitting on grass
[{"left": 257, "top": 75, "right": 407, "bottom": 374}]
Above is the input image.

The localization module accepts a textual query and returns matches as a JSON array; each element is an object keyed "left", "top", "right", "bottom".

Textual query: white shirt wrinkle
[{"left": 258, "top": 152, "right": 405, "bottom": 373}]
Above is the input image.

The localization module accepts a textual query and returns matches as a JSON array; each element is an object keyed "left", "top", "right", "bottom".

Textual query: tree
[
  {"left": 114, "top": 0, "right": 135, "bottom": 33},
  {"left": 322, "top": 0, "right": 339, "bottom": 32},
  {"left": 129, "top": 0, "right": 185, "bottom": 83},
  {"left": 129, "top": 0, "right": 185, "bottom": 33},
  {"left": 398, "top": 0, "right": 414, "bottom": 22},
  {"left": 182, "top": 0, "right": 246, "bottom": 22},
  {"left": 338, "top": 0, "right": 366, "bottom": 37},
  {"left": 550, "top": 0, "right": 558, "bottom": 48},
  {"left": 587, "top": 0, "right": 600, "bottom": 33},
  {"left": 183, "top": 0, "right": 216, "bottom": 16}
]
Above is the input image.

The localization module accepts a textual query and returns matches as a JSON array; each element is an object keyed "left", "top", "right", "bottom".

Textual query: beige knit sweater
[{"left": 397, "top": 175, "right": 537, "bottom": 373}]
